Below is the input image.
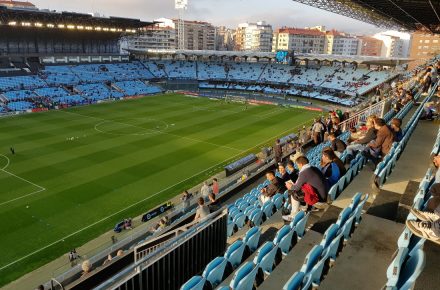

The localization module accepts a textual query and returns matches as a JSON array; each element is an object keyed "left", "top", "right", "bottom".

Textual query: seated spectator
[
  {"left": 286, "top": 161, "right": 298, "bottom": 182},
  {"left": 406, "top": 191, "right": 440, "bottom": 245},
  {"left": 434, "top": 155, "right": 440, "bottom": 183},
  {"left": 278, "top": 163, "right": 291, "bottom": 183},
  {"left": 321, "top": 149, "right": 346, "bottom": 187},
  {"left": 345, "top": 116, "right": 377, "bottom": 163},
  {"left": 194, "top": 197, "right": 210, "bottom": 222},
  {"left": 124, "top": 218, "right": 132, "bottom": 230},
  {"left": 328, "top": 133, "right": 346, "bottom": 157},
  {"left": 208, "top": 193, "right": 221, "bottom": 212},
  {"left": 259, "top": 171, "right": 286, "bottom": 204},
  {"left": 284, "top": 156, "right": 329, "bottom": 221},
  {"left": 390, "top": 118, "right": 403, "bottom": 142},
  {"left": 116, "top": 249, "right": 124, "bottom": 257},
  {"left": 81, "top": 260, "right": 92, "bottom": 278},
  {"left": 102, "top": 254, "right": 112, "bottom": 266},
  {"left": 363, "top": 118, "right": 394, "bottom": 166},
  {"left": 159, "top": 217, "right": 169, "bottom": 229}
]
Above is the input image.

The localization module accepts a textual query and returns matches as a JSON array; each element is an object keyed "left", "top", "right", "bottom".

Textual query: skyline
[{"left": 31, "top": 0, "right": 383, "bottom": 34}]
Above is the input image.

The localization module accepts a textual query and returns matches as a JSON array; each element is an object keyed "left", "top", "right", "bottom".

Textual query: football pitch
[{"left": 0, "top": 93, "right": 319, "bottom": 286}]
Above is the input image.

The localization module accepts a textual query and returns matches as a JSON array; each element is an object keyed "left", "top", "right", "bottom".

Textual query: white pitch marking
[{"left": 0, "top": 168, "right": 46, "bottom": 206}]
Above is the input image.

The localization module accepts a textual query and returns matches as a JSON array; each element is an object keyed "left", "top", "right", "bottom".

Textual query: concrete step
[
  {"left": 258, "top": 230, "right": 323, "bottom": 290},
  {"left": 319, "top": 214, "right": 404, "bottom": 290}
]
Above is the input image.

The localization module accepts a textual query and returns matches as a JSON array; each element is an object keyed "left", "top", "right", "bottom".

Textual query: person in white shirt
[{"left": 200, "top": 182, "right": 211, "bottom": 199}]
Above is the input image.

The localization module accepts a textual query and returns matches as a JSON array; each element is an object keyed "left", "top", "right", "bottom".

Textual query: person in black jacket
[
  {"left": 284, "top": 156, "right": 328, "bottom": 220},
  {"left": 328, "top": 133, "right": 346, "bottom": 157},
  {"left": 260, "top": 171, "right": 286, "bottom": 204}
]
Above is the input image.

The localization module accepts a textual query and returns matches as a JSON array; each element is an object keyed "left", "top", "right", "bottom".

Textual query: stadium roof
[
  {"left": 0, "top": 5, "right": 153, "bottom": 29},
  {"left": 292, "top": 0, "right": 440, "bottom": 34},
  {"left": 129, "top": 49, "right": 411, "bottom": 66}
]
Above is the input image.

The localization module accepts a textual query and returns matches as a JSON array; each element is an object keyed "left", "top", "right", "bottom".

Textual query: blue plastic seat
[
  {"left": 283, "top": 271, "right": 311, "bottom": 290},
  {"left": 180, "top": 275, "right": 206, "bottom": 290},
  {"left": 230, "top": 262, "right": 259, "bottom": 290},
  {"left": 203, "top": 257, "right": 231, "bottom": 288},
  {"left": 262, "top": 201, "right": 274, "bottom": 220},
  {"left": 339, "top": 214, "right": 356, "bottom": 241},
  {"left": 227, "top": 220, "right": 236, "bottom": 237},
  {"left": 253, "top": 241, "right": 279, "bottom": 275},
  {"left": 225, "top": 240, "right": 246, "bottom": 268},
  {"left": 295, "top": 212, "right": 310, "bottom": 238},
  {"left": 353, "top": 194, "right": 369, "bottom": 225},
  {"left": 243, "top": 205, "right": 256, "bottom": 217},
  {"left": 233, "top": 213, "right": 247, "bottom": 229},
  {"left": 349, "top": 192, "right": 362, "bottom": 211},
  {"left": 273, "top": 193, "right": 284, "bottom": 210},
  {"left": 328, "top": 184, "right": 338, "bottom": 201},
  {"left": 244, "top": 227, "right": 261, "bottom": 253},
  {"left": 250, "top": 209, "right": 263, "bottom": 226},
  {"left": 336, "top": 207, "right": 352, "bottom": 228},
  {"left": 289, "top": 210, "right": 305, "bottom": 229},
  {"left": 386, "top": 247, "right": 409, "bottom": 287},
  {"left": 274, "top": 225, "right": 296, "bottom": 255},
  {"left": 393, "top": 250, "right": 425, "bottom": 290},
  {"left": 320, "top": 224, "right": 339, "bottom": 249},
  {"left": 300, "top": 245, "right": 323, "bottom": 274}
]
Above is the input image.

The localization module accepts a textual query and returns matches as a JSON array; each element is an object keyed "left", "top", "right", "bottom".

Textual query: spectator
[
  {"left": 406, "top": 201, "right": 440, "bottom": 245},
  {"left": 200, "top": 182, "right": 211, "bottom": 199},
  {"left": 390, "top": 118, "right": 403, "bottom": 142},
  {"left": 434, "top": 155, "right": 440, "bottom": 183},
  {"left": 208, "top": 193, "right": 221, "bottom": 212},
  {"left": 124, "top": 218, "right": 132, "bottom": 230},
  {"left": 194, "top": 197, "right": 210, "bottom": 222},
  {"left": 285, "top": 161, "right": 298, "bottom": 182},
  {"left": 312, "top": 119, "right": 325, "bottom": 145},
  {"left": 212, "top": 178, "right": 219, "bottom": 195},
  {"left": 328, "top": 133, "right": 346, "bottom": 157},
  {"left": 321, "top": 149, "right": 346, "bottom": 187},
  {"left": 363, "top": 118, "right": 395, "bottom": 166},
  {"left": 345, "top": 116, "right": 377, "bottom": 163},
  {"left": 260, "top": 171, "right": 286, "bottom": 204},
  {"left": 81, "top": 260, "right": 92, "bottom": 278},
  {"left": 36, "top": 285, "right": 44, "bottom": 290},
  {"left": 278, "top": 163, "right": 291, "bottom": 183},
  {"left": 181, "top": 190, "right": 192, "bottom": 213},
  {"left": 102, "top": 254, "right": 112, "bottom": 266},
  {"left": 116, "top": 249, "right": 124, "bottom": 257},
  {"left": 284, "top": 156, "right": 329, "bottom": 221},
  {"left": 274, "top": 139, "right": 282, "bottom": 163}
]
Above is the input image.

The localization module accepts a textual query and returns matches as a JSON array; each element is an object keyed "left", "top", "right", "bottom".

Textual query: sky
[{"left": 31, "top": 0, "right": 383, "bottom": 34}]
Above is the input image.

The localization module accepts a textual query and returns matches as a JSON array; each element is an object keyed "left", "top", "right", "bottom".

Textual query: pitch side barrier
[{"left": 93, "top": 210, "right": 228, "bottom": 290}]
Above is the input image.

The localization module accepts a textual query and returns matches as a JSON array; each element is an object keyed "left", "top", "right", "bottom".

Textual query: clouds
[{"left": 31, "top": 0, "right": 382, "bottom": 34}]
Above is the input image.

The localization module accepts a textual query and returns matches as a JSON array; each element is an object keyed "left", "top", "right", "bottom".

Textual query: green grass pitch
[{"left": 0, "top": 93, "right": 319, "bottom": 286}]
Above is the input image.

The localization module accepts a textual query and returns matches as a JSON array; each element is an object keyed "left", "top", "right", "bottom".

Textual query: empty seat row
[{"left": 283, "top": 193, "right": 368, "bottom": 290}]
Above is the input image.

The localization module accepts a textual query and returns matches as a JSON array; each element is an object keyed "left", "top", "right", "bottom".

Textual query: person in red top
[{"left": 212, "top": 178, "right": 219, "bottom": 195}]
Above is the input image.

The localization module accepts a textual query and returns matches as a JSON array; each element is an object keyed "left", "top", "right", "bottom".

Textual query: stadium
[{"left": 0, "top": 0, "right": 439, "bottom": 290}]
